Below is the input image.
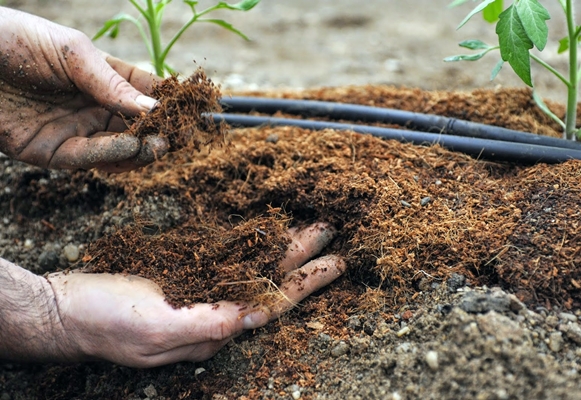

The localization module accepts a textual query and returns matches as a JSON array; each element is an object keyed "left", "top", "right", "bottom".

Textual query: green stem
[
  {"left": 161, "top": 5, "right": 219, "bottom": 63},
  {"left": 530, "top": 54, "right": 571, "bottom": 88},
  {"left": 565, "top": 0, "right": 579, "bottom": 140},
  {"left": 145, "top": 0, "right": 165, "bottom": 77}
]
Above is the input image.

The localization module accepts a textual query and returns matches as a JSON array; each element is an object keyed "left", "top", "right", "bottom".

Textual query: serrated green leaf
[
  {"left": 457, "top": 0, "right": 498, "bottom": 29},
  {"left": 515, "top": 0, "right": 550, "bottom": 51},
  {"left": 459, "top": 39, "right": 492, "bottom": 50},
  {"left": 490, "top": 58, "right": 504, "bottom": 80},
  {"left": 483, "top": 0, "right": 503, "bottom": 23},
  {"left": 201, "top": 18, "right": 250, "bottom": 40},
  {"left": 496, "top": 4, "right": 533, "bottom": 86}
]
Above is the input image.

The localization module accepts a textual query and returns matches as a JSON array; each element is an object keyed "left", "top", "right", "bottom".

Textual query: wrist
[{"left": 0, "top": 258, "right": 76, "bottom": 362}]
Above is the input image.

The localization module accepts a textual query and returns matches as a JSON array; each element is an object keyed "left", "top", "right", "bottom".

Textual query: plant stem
[
  {"left": 530, "top": 54, "right": 570, "bottom": 88},
  {"left": 161, "top": 5, "right": 219, "bottom": 64},
  {"left": 565, "top": 0, "right": 579, "bottom": 140},
  {"left": 145, "top": 0, "right": 165, "bottom": 77}
]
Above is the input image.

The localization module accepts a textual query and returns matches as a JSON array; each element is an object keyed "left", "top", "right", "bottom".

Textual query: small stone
[
  {"left": 559, "top": 322, "right": 581, "bottom": 345},
  {"left": 559, "top": 312, "right": 578, "bottom": 322},
  {"left": 549, "top": 332, "right": 564, "bottom": 352},
  {"left": 420, "top": 196, "right": 431, "bottom": 206},
  {"left": 38, "top": 250, "right": 60, "bottom": 272},
  {"left": 400, "top": 200, "right": 412, "bottom": 208},
  {"left": 347, "top": 316, "right": 362, "bottom": 330},
  {"left": 459, "top": 290, "right": 510, "bottom": 314},
  {"left": 546, "top": 315, "right": 559, "bottom": 328},
  {"left": 143, "top": 384, "right": 157, "bottom": 398},
  {"left": 425, "top": 350, "right": 439, "bottom": 371},
  {"left": 435, "top": 180, "right": 442, "bottom": 185},
  {"left": 291, "top": 391, "right": 301, "bottom": 400},
  {"left": 265, "top": 134, "right": 279, "bottom": 144},
  {"left": 396, "top": 326, "right": 410, "bottom": 337},
  {"left": 194, "top": 367, "right": 206, "bottom": 376},
  {"left": 447, "top": 273, "right": 466, "bottom": 292},
  {"left": 63, "top": 243, "right": 80, "bottom": 263},
  {"left": 391, "top": 393, "right": 402, "bottom": 400},
  {"left": 23, "top": 239, "right": 34, "bottom": 249},
  {"left": 331, "top": 341, "right": 350, "bottom": 357}
]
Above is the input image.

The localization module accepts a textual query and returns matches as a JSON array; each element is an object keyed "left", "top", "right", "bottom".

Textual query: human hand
[
  {"left": 0, "top": 7, "right": 168, "bottom": 172},
  {"left": 46, "top": 223, "right": 345, "bottom": 368}
]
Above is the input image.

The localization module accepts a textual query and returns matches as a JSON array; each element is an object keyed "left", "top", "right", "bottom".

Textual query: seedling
[
  {"left": 445, "top": 0, "right": 581, "bottom": 140},
  {"left": 94, "top": 0, "right": 260, "bottom": 78}
]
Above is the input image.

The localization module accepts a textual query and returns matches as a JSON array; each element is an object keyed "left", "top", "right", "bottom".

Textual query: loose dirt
[{"left": 3, "top": 85, "right": 581, "bottom": 399}]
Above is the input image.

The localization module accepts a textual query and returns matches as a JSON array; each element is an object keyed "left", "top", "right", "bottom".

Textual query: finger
[
  {"left": 48, "top": 134, "right": 141, "bottom": 169},
  {"left": 138, "top": 337, "right": 233, "bottom": 367},
  {"left": 62, "top": 33, "right": 158, "bottom": 116},
  {"left": 97, "top": 135, "right": 169, "bottom": 173},
  {"left": 279, "top": 222, "right": 337, "bottom": 273},
  {"left": 103, "top": 53, "right": 163, "bottom": 95},
  {"left": 16, "top": 107, "right": 113, "bottom": 167},
  {"left": 268, "top": 255, "right": 346, "bottom": 321},
  {"left": 160, "top": 301, "right": 268, "bottom": 349}
]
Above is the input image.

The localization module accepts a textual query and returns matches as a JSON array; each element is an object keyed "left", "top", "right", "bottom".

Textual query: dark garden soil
[{"left": 2, "top": 81, "right": 581, "bottom": 399}]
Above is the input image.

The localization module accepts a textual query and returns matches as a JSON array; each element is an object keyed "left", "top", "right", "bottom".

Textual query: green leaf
[
  {"left": 515, "top": 0, "right": 550, "bottom": 51},
  {"left": 457, "top": 0, "right": 498, "bottom": 29},
  {"left": 490, "top": 58, "right": 504, "bottom": 80},
  {"left": 200, "top": 18, "right": 250, "bottom": 40},
  {"left": 532, "top": 90, "right": 566, "bottom": 129},
  {"left": 92, "top": 13, "right": 140, "bottom": 40},
  {"left": 482, "top": 0, "right": 503, "bottom": 23},
  {"left": 216, "top": 0, "right": 261, "bottom": 11},
  {"left": 560, "top": 26, "right": 581, "bottom": 53},
  {"left": 558, "top": 36, "right": 570, "bottom": 54},
  {"left": 444, "top": 49, "right": 491, "bottom": 62},
  {"left": 496, "top": 4, "right": 533, "bottom": 86},
  {"left": 459, "top": 39, "right": 492, "bottom": 50}
]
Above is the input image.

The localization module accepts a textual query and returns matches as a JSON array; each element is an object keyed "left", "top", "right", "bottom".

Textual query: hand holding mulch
[
  {"left": 0, "top": 7, "right": 168, "bottom": 172},
  {"left": 45, "top": 223, "right": 344, "bottom": 368}
]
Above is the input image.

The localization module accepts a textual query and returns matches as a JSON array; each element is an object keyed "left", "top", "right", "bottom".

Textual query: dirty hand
[
  {"left": 0, "top": 7, "right": 167, "bottom": 172},
  {"left": 45, "top": 223, "right": 345, "bottom": 367}
]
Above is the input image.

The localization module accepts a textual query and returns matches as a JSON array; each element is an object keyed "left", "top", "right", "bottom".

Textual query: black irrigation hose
[
  {"left": 214, "top": 96, "right": 581, "bottom": 164},
  {"left": 212, "top": 114, "right": 581, "bottom": 164}
]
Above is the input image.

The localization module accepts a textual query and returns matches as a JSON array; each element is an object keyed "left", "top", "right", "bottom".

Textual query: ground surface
[{"left": 2, "top": 1, "right": 581, "bottom": 399}]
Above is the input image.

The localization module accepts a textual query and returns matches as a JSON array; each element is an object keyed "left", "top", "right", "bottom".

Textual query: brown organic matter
[
  {"left": 2, "top": 85, "right": 581, "bottom": 399},
  {"left": 128, "top": 68, "right": 227, "bottom": 153}
]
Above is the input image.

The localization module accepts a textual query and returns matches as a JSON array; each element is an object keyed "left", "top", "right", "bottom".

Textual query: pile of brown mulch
[{"left": 82, "top": 85, "right": 581, "bottom": 309}]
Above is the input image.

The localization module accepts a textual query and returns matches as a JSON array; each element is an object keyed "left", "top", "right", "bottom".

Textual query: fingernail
[
  {"left": 135, "top": 95, "right": 159, "bottom": 111},
  {"left": 242, "top": 310, "right": 269, "bottom": 330}
]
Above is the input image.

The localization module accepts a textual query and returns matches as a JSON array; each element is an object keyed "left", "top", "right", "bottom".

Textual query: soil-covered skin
[{"left": 2, "top": 86, "right": 581, "bottom": 399}]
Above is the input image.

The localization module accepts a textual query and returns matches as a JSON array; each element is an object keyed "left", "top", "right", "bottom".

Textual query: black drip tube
[{"left": 214, "top": 96, "right": 581, "bottom": 164}]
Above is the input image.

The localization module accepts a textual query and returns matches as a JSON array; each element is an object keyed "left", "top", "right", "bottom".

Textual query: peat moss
[{"left": 128, "top": 68, "right": 227, "bottom": 153}]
